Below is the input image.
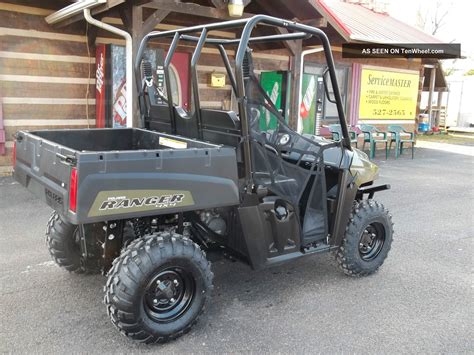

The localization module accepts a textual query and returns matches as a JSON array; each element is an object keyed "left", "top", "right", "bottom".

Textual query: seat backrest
[
  {"left": 149, "top": 104, "right": 200, "bottom": 139},
  {"left": 328, "top": 124, "right": 342, "bottom": 140},
  {"left": 174, "top": 106, "right": 199, "bottom": 138},
  {"left": 149, "top": 105, "right": 241, "bottom": 149},
  {"left": 387, "top": 125, "right": 404, "bottom": 133},
  {"left": 361, "top": 124, "right": 377, "bottom": 133},
  {"left": 147, "top": 104, "right": 172, "bottom": 133},
  {"left": 200, "top": 108, "right": 241, "bottom": 149},
  {"left": 200, "top": 108, "right": 240, "bottom": 131}
]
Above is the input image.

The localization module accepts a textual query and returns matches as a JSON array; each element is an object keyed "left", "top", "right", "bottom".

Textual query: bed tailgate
[
  {"left": 13, "top": 129, "right": 240, "bottom": 225},
  {"left": 13, "top": 131, "right": 75, "bottom": 215}
]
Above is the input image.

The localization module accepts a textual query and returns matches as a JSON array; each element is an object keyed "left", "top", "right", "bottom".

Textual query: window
[
  {"left": 303, "top": 64, "right": 350, "bottom": 122},
  {"left": 323, "top": 66, "right": 349, "bottom": 121}
]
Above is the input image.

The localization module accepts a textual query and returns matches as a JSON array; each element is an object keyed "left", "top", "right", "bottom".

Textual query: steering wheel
[{"left": 275, "top": 133, "right": 291, "bottom": 148}]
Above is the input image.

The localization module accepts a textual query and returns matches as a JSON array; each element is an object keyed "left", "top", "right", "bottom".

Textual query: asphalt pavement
[{"left": 1, "top": 145, "right": 473, "bottom": 353}]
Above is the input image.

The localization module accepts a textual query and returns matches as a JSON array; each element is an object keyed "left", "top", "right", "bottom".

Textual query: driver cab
[{"left": 137, "top": 18, "right": 353, "bottom": 268}]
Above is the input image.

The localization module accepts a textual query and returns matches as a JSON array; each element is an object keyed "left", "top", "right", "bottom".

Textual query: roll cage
[{"left": 134, "top": 15, "right": 352, "bottom": 189}]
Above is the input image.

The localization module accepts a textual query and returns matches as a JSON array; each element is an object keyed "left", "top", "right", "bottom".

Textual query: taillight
[
  {"left": 69, "top": 167, "right": 78, "bottom": 212},
  {"left": 12, "top": 141, "right": 16, "bottom": 168}
]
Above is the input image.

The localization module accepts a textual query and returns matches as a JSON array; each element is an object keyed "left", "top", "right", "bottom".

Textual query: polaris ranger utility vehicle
[{"left": 13, "top": 15, "right": 393, "bottom": 343}]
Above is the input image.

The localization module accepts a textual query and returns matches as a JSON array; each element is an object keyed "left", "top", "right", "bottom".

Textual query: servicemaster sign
[{"left": 359, "top": 68, "right": 419, "bottom": 120}]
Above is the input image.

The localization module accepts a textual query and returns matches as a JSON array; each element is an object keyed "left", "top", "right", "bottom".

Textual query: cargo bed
[{"left": 14, "top": 128, "right": 239, "bottom": 224}]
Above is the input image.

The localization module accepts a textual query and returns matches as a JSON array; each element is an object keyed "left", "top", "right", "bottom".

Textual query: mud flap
[{"left": 329, "top": 170, "right": 358, "bottom": 246}]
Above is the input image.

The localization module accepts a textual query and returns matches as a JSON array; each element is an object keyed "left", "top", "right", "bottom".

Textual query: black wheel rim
[
  {"left": 143, "top": 267, "right": 195, "bottom": 323},
  {"left": 358, "top": 222, "right": 385, "bottom": 261}
]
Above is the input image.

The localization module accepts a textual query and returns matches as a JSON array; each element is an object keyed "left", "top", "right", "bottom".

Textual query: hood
[{"left": 350, "top": 148, "right": 379, "bottom": 186}]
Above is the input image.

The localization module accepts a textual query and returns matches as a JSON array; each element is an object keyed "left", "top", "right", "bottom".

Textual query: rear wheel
[
  {"left": 104, "top": 232, "right": 213, "bottom": 343},
  {"left": 336, "top": 200, "right": 393, "bottom": 276},
  {"left": 46, "top": 212, "right": 102, "bottom": 274}
]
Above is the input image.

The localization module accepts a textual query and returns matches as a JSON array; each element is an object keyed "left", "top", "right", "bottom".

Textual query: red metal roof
[{"left": 313, "top": 0, "right": 443, "bottom": 44}]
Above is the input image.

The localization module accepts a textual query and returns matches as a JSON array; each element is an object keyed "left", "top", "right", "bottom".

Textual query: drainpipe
[
  {"left": 297, "top": 47, "right": 324, "bottom": 134},
  {"left": 427, "top": 64, "right": 437, "bottom": 129},
  {"left": 83, "top": 8, "right": 133, "bottom": 128}
]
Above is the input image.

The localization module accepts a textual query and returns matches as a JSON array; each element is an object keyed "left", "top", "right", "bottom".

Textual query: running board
[{"left": 264, "top": 243, "right": 337, "bottom": 268}]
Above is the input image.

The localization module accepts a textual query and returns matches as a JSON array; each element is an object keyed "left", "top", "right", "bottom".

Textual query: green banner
[
  {"left": 300, "top": 73, "right": 317, "bottom": 135},
  {"left": 259, "top": 71, "right": 283, "bottom": 131}
]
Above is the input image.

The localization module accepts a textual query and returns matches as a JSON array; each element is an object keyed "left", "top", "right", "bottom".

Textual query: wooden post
[
  {"left": 436, "top": 90, "right": 444, "bottom": 127},
  {"left": 144, "top": 0, "right": 253, "bottom": 19},
  {"left": 256, "top": 0, "right": 298, "bottom": 55},
  {"left": 289, "top": 40, "right": 303, "bottom": 130},
  {"left": 211, "top": 0, "right": 251, "bottom": 9},
  {"left": 131, "top": 6, "right": 143, "bottom": 128},
  {"left": 415, "top": 65, "right": 425, "bottom": 123},
  {"left": 427, "top": 65, "right": 436, "bottom": 128},
  {"left": 119, "top": 4, "right": 170, "bottom": 127},
  {"left": 141, "top": 9, "right": 170, "bottom": 36}
]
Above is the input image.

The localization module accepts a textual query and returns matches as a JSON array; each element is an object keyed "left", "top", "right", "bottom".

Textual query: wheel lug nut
[
  {"left": 173, "top": 279, "right": 179, "bottom": 285},
  {"left": 170, "top": 298, "right": 175, "bottom": 303},
  {"left": 156, "top": 280, "right": 161, "bottom": 285},
  {"left": 153, "top": 299, "right": 158, "bottom": 304}
]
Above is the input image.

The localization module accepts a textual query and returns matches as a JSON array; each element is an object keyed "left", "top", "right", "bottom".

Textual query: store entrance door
[{"left": 299, "top": 73, "right": 325, "bottom": 135}]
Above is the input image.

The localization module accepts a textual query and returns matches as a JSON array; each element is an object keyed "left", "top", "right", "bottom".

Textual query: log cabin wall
[
  {"left": 0, "top": 1, "right": 424, "bottom": 174},
  {"left": 0, "top": 2, "right": 96, "bottom": 173},
  {"left": 0, "top": 1, "right": 292, "bottom": 173}
]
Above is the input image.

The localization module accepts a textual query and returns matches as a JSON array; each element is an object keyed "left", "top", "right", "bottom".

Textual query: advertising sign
[
  {"left": 95, "top": 44, "right": 106, "bottom": 128},
  {"left": 359, "top": 68, "right": 419, "bottom": 120},
  {"left": 111, "top": 45, "right": 127, "bottom": 128},
  {"left": 259, "top": 71, "right": 283, "bottom": 131},
  {"left": 299, "top": 73, "right": 317, "bottom": 134},
  {"left": 96, "top": 45, "right": 191, "bottom": 129}
]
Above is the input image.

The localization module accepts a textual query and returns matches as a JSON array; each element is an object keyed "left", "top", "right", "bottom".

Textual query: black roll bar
[
  {"left": 134, "top": 15, "right": 352, "bottom": 189},
  {"left": 217, "top": 44, "right": 238, "bottom": 94},
  {"left": 179, "top": 32, "right": 311, "bottom": 46},
  {"left": 190, "top": 28, "right": 208, "bottom": 139},
  {"left": 164, "top": 32, "right": 180, "bottom": 134}
]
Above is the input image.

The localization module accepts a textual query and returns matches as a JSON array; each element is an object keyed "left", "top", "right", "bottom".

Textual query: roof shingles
[{"left": 315, "top": 0, "right": 443, "bottom": 44}]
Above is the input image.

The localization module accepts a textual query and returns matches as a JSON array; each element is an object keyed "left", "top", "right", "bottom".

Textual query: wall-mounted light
[
  {"left": 228, "top": 0, "right": 245, "bottom": 18},
  {"left": 210, "top": 72, "right": 226, "bottom": 88}
]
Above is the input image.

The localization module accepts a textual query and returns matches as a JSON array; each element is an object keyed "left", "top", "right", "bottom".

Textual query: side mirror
[{"left": 322, "top": 67, "right": 337, "bottom": 104}]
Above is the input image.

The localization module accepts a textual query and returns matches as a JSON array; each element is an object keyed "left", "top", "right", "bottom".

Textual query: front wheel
[
  {"left": 104, "top": 232, "right": 213, "bottom": 343},
  {"left": 336, "top": 200, "right": 393, "bottom": 276}
]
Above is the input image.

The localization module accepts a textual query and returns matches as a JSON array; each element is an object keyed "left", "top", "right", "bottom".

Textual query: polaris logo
[
  {"left": 99, "top": 194, "right": 186, "bottom": 211},
  {"left": 45, "top": 188, "right": 63, "bottom": 205}
]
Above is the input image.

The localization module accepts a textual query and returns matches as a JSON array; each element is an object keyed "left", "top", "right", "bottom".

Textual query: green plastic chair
[
  {"left": 388, "top": 125, "right": 415, "bottom": 159},
  {"left": 360, "top": 124, "right": 388, "bottom": 159},
  {"left": 328, "top": 124, "right": 358, "bottom": 147}
]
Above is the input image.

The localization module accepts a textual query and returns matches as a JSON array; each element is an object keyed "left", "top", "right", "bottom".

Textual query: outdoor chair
[
  {"left": 360, "top": 124, "right": 388, "bottom": 159},
  {"left": 351, "top": 125, "right": 363, "bottom": 143},
  {"left": 388, "top": 125, "right": 415, "bottom": 159},
  {"left": 328, "top": 124, "right": 358, "bottom": 147}
]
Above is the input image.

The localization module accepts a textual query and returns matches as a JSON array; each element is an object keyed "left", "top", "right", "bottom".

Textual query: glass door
[{"left": 299, "top": 72, "right": 325, "bottom": 135}]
